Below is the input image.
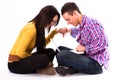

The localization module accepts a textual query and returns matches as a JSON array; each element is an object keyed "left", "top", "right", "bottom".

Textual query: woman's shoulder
[
  {"left": 22, "top": 22, "right": 36, "bottom": 35},
  {"left": 23, "top": 22, "right": 36, "bottom": 31},
  {"left": 24, "top": 22, "right": 35, "bottom": 30}
]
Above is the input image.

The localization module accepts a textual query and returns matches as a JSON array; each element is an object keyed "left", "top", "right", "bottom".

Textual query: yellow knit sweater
[{"left": 9, "top": 22, "right": 57, "bottom": 59}]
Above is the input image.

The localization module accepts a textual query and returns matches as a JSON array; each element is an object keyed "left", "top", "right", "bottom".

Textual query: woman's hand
[
  {"left": 76, "top": 45, "right": 85, "bottom": 52},
  {"left": 8, "top": 54, "right": 21, "bottom": 62}
]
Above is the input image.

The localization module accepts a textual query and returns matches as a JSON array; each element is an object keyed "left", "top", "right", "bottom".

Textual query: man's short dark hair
[{"left": 61, "top": 2, "right": 81, "bottom": 15}]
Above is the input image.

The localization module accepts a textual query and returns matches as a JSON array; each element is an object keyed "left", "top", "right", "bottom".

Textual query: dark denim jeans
[{"left": 56, "top": 46, "right": 103, "bottom": 74}]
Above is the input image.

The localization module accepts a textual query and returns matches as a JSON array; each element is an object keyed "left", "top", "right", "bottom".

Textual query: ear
[{"left": 73, "top": 10, "right": 78, "bottom": 16}]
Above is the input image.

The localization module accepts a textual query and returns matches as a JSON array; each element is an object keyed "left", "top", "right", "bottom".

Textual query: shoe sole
[{"left": 55, "top": 66, "right": 68, "bottom": 76}]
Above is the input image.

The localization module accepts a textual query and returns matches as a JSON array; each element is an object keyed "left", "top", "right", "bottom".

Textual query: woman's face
[{"left": 46, "top": 15, "right": 58, "bottom": 29}]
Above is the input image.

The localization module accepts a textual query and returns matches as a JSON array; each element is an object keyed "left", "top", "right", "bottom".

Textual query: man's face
[{"left": 62, "top": 12, "right": 79, "bottom": 27}]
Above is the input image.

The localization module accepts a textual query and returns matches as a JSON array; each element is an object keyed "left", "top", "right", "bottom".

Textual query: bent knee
[{"left": 56, "top": 50, "right": 70, "bottom": 59}]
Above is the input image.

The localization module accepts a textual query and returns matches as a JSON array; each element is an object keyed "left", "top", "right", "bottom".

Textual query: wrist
[{"left": 66, "top": 28, "right": 71, "bottom": 33}]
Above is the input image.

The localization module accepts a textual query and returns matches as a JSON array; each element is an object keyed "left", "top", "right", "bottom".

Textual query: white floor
[{"left": 1, "top": 0, "right": 120, "bottom": 80}]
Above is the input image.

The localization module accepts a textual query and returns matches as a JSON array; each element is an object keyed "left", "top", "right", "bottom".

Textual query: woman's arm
[{"left": 45, "top": 29, "right": 58, "bottom": 45}]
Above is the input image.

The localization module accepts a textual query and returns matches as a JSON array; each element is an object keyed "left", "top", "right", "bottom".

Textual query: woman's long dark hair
[{"left": 30, "top": 5, "right": 60, "bottom": 53}]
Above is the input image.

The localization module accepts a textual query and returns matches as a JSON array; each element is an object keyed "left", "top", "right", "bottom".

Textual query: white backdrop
[{"left": 1, "top": 0, "right": 120, "bottom": 80}]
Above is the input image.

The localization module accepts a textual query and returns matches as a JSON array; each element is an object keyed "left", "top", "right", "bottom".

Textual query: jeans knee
[
  {"left": 57, "top": 50, "right": 67, "bottom": 57},
  {"left": 56, "top": 50, "right": 71, "bottom": 61}
]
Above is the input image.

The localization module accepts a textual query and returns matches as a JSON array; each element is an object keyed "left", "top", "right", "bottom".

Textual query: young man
[{"left": 55, "top": 2, "right": 109, "bottom": 76}]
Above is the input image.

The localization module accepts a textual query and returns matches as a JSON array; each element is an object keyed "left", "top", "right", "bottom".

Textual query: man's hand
[
  {"left": 76, "top": 44, "right": 85, "bottom": 52},
  {"left": 57, "top": 27, "right": 71, "bottom": 37}
]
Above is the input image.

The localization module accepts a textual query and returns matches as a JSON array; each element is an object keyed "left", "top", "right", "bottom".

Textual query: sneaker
[{"left": 55, "top": 66, "right": 78, "bottom": 76}]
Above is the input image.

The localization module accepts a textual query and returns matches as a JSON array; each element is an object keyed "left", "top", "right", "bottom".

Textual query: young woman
[{"left": 8, "top": 5, "right": 60, "bottom": 75}]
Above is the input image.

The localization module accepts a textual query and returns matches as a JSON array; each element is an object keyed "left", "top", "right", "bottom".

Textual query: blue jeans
[{"left": 56, "top": 46, "right": 103, "bottom": 74}]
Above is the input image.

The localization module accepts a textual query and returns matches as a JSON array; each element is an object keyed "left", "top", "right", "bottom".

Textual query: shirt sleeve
[
  {"left": 85, "top": 25, "right": 108, "bottom": 54},
  {"left": 70, "top": 28, "right": 80, "bottom": 38},
  {"left": 45, "top": 29, "right": 57, "bottom": 45}
]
